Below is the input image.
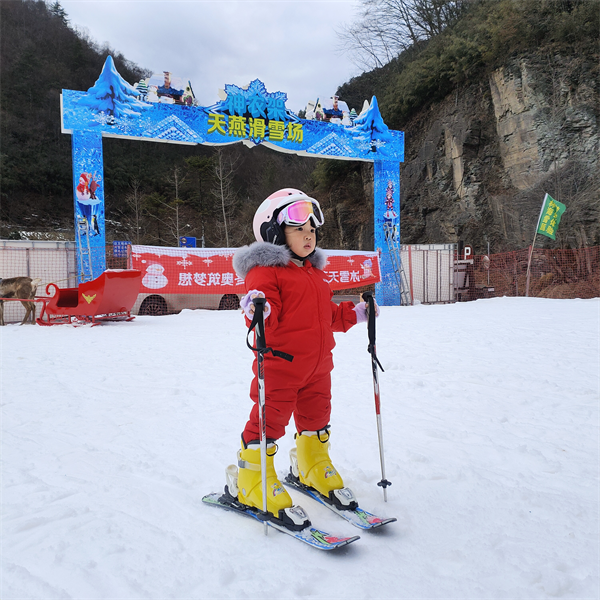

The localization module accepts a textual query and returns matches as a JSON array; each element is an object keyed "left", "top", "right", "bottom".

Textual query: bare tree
[
  {"left": 140, "top": 167, "right": 190, "bottom": 246},
  {"left": 166, "top": 166, "right": 187, "bottom": 243},
  {"left": 125, "top": 178, "right": 145, "bottom": 245},
  {"left": 184, "top": 155, "right": 214, "bottom": 218},
  {"left": 212, "top": 148, "right": 241, "bottom": 247},
  {"left": 337, "top": 0, "right": 468, "bottom": 70}
]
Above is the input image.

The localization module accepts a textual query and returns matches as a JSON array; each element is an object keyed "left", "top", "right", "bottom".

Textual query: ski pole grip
[
  {"left": 252, "top": 297, "right": 266, "bottom": 311},
  {"left": 251, "top": 297, "right": 266, "bottom": 349},
  {"left": 362, "top": 292, "right": 384, "bottom": 372},
  {"left": 362, "top": 292, "right": 376, "bottom": 346},
  {"left": 246, "top": 297, "right": 295, "bottom": 363}
]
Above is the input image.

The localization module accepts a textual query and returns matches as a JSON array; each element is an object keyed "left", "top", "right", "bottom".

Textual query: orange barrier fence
[{"left": 464, "top": 246, "right": 599, "bottom": 300}]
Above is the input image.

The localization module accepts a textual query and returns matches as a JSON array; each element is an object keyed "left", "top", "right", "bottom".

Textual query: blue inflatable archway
[{"left": 61, "top": 56, "right": 405, "bottom": 304}]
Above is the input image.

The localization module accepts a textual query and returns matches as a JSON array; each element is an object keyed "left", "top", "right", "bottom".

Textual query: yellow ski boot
[
  {"left": 290, "top": 427, "right": 358, "bottom": 510},
  {"left": 225, "top": 440, "right": 310, "bottom": 530}
]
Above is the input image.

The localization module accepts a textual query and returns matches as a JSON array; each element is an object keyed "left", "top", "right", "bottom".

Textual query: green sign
[{"left": 537, "top": 194, "right": 566, "bottom": 240}]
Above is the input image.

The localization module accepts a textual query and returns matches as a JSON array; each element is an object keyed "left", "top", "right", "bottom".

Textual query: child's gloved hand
[
  {"left": 240, "top": 290, "right": 272, "bottom": 320},
  {"left": 353, "top": 300, "right": 380, "bottom": 324}
]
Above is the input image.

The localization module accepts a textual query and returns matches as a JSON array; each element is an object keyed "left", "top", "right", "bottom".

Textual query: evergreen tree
[
  {"left": 352, "top": 96, "right": 393, "bottom": 141},
  {"left": 49, "top": 1, "right": 69, "bottom": 26},
  {"left": 77, "top": 56, "right": 148, "bottom": 117}
]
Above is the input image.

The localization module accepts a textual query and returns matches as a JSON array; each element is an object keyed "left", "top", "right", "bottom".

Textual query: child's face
[{"left": 284, "top": 223, "right": 316, "bottom": 258}]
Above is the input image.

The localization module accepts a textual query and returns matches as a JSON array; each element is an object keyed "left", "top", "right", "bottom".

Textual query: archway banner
[{"left": 62, "top": 57, "right": 404, "bottom": 163}]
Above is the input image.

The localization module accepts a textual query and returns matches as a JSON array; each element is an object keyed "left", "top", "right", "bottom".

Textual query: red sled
[{"left": 37, "top": 269, "right": 142, "bottom": 326}]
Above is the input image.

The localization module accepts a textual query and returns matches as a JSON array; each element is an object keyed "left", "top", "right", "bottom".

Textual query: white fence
[
  {"left": 0, "top": 240, "right": 78, "bottom": 323},
  {"left": 1, "top": 240, "right": 459, "bottom": 323},
  {"left": 400, "top": 244, "right": 456, "bottom": 304}
]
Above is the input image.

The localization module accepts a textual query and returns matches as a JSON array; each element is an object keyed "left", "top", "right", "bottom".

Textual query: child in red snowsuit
[{"left": 227, "top": 188, "right": 375, "bottom": 528}]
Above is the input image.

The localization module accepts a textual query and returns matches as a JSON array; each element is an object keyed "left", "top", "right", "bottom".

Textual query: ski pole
[
  {"left": 246, "top": 297, "right": 294, "bottom": 534},
  {"left": 252, "top": 297, "right": 269, "bottom": 535},
  {"left": 362, "top": 292, "right": 392, "bottom": 502}
]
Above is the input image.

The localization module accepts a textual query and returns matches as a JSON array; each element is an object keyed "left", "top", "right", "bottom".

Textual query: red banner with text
[{"left": 130, "top": 245, "right": 380, "bottom": 294}]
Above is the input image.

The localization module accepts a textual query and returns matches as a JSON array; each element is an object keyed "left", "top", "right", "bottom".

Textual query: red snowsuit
[{"left": 233, "top": 243, "right": 357, "bottom": 442}]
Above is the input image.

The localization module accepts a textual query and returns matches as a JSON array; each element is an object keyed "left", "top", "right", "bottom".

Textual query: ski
[
  {"left": 284, "top": 474, "right": 397, "bottom": 530},
  {"left": 202, "top": 492, "right": 360, "bottom": 551}
]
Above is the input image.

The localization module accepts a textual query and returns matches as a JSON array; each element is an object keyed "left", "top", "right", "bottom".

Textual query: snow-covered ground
[{"left": 1, "top": 297, "right": 598, "bottom": 600}]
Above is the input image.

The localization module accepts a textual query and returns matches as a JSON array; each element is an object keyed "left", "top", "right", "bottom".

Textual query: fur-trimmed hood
[{"left": 232, "top": 242, "right": 327, "bottom": 279}]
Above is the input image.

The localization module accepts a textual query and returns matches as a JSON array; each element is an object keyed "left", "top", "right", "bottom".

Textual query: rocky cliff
[{"left": 396, "top": 51, "right": 598, "bottom": 253}]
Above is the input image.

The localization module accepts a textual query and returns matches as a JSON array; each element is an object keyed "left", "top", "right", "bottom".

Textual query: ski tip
[
  {"left": 368, "top": 516, "right": 397, "bottom": 528},
  {"left": 353, "top": 507, "right": 397, "bottom": 529},
  {"left": 339, "top": 535, "right": 361, "bottom": 547},
  {"left": 331, "top": 536, "right": 361, "bottom": 549},
  {"left": 308, "top": 529, "right": 360, "bottom": 549}
]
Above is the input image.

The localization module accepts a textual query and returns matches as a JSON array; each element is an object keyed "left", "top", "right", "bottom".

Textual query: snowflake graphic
[
  {"left": 93, "top": 112, "right": 115, "bottom": 126},
  {"left": 177, "top": 257, "right": 193, "bottom": 269}
]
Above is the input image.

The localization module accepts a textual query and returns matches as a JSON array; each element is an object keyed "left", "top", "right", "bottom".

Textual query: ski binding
[{"left": 284, "top": 472, "right": 397, "bottom": 530}]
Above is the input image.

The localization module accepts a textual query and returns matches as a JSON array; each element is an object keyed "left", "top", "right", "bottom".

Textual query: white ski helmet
[{"left": 253, "top": 188, "right": 324, "bottom": 245}]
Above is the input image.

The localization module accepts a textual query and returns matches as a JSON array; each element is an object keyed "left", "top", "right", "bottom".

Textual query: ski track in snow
[{"left": 1, "top": 297, "right": 598, "bottom": 599}]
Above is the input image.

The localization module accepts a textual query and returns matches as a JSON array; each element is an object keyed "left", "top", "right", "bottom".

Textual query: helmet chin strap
[{"left": 288, "top": 248, "right": 316, "bottom": 262}]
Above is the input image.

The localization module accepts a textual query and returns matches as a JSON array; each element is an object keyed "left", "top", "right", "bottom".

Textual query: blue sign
[
  {"left": 113, "top": 240, "right": 131, "bottom": 257},
  {"left": 179, "top": 237, "right": 197, "bottom": 248}
]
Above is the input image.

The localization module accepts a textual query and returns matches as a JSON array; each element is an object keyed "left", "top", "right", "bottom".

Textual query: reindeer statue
[{"left": 0, "top": 277, "right": 42, "bottom": 325}]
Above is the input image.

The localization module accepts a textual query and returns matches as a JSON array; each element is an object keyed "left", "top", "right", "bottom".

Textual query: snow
[{"left": 1, "top": 297, "right": 599, "bottom": 599}]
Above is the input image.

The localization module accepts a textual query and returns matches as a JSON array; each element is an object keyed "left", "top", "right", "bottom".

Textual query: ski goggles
[{"left": 276, "top": 200, "right": 324, "bottom": 228}]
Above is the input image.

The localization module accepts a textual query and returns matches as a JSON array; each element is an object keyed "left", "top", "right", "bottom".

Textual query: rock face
[{"left": 397, "top": 52, "right": 599, "bottom": 253}]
